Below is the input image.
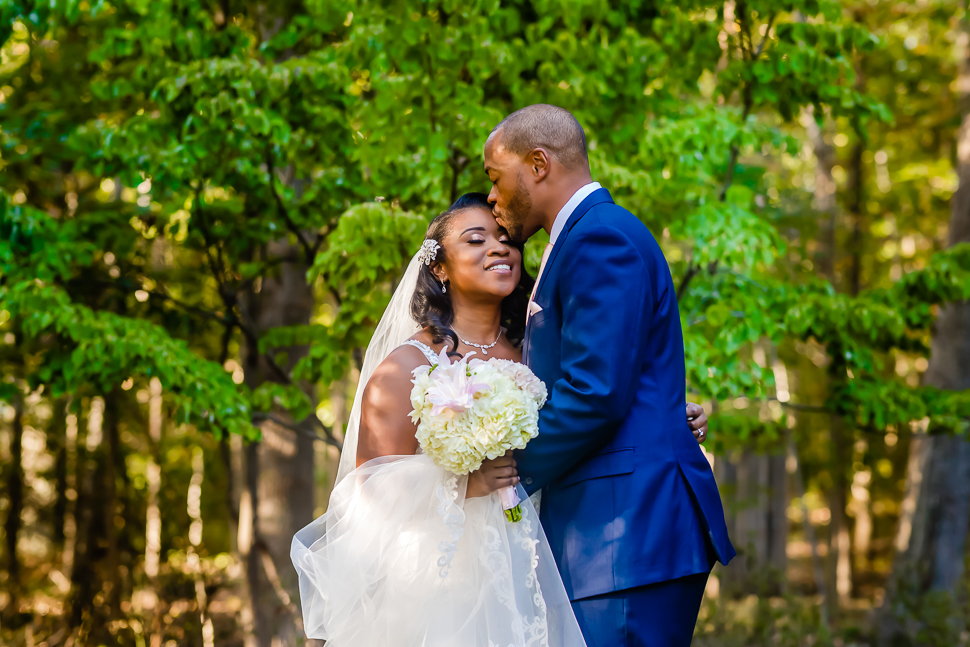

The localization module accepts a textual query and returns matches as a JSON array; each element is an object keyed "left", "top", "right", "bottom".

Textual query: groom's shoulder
[{"left": 577, "top": 200, "right": 659, "bottom": 249}]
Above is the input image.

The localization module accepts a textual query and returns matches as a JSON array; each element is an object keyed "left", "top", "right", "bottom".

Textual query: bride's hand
[
  {"left": 687, "top": 402, "right": 708, "bottom": 444},
  {"left": 467, "top": 451, "right": 519, "bottom": 498}
]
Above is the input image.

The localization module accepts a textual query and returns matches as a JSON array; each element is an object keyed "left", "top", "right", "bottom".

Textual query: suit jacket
[{"left": 518, "top": 188, "right": 736, "bottom": 601}]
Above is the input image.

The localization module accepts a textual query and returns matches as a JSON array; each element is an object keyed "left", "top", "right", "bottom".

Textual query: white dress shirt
[{"left": 548, "top": 181, "right": 602, "bottom": 246}]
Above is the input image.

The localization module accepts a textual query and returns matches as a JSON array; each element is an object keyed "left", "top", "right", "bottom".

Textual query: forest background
[{"left": 1, "top": 0, "right": 970, "bottom": 646}]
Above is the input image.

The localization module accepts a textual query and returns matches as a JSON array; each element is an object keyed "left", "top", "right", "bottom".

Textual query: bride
[{"left": 291, "top": 193, "right": 706, "bottom": 646}]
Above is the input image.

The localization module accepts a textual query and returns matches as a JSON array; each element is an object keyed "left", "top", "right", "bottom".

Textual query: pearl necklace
[{"left": 454, "top": 327, "right": 503, "bottom": 355}]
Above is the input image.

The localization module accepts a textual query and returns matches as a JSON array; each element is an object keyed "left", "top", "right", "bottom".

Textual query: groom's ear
[{"left": 528, "top": 149, "right": 550, "bottom": 181}]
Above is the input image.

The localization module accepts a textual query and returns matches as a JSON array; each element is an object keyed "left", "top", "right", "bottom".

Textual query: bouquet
[{"left": 409, "top": 347, "right": 547, "bottom": 522}]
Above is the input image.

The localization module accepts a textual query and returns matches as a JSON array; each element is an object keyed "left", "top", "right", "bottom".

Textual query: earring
[{"left": 441, "top": 280, "right": 447, "bottom": 293}]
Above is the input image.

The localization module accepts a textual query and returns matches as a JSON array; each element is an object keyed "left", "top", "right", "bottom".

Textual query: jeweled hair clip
[{"left": 417, "top": 239, "right": 441, "bottom": 266}]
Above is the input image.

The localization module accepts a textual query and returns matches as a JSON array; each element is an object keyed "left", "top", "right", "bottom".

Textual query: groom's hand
[
  {"left": 467, "top": 451, "right": 519, "bottom": 498},
  {"left": 687, "top": 402, "right": 708, "bottom": 444}
]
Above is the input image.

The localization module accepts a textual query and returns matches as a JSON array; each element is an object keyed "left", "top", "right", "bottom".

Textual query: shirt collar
[{"left": 549, "top": 182, "right": 602, "bottom": 245}]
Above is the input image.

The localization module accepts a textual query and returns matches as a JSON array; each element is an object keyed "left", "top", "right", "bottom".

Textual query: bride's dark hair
[{"left": 410, "top": 192, "right": 534, "bottom": 352}]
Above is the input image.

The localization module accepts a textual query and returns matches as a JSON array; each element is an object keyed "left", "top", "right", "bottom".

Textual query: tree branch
[
  {"left": 255, "top": 539, "right": 301, "bottom": 618},
  {"left": 448, "top": 147, "right": 469, "bottom": 204},
  {"left": 95, "top": 278, "right": 232, "bottom": 326},
  {"left": 192, "top": 187, "right": 280, "bottom": 383},
  {"left": 779, "top": 400, "right": 830, "bottom": 414},
  {"left": 192, "top": 185, "right": 232, "bottom": 300},
  {"left": 682, "top": 11, "right": 761, "bottom": 299},
  {"left": 264, "top": 149, "right": 314, "bottom": 263},
  {"left": 754, "top": 13, "right": 777, "bottom": 59},
  {"left": 676, "top": 262, "right": 702, "bottom": 301},
  {"left": 250, "top": 412, "right": 341, "bottom": 449},
  {"left": 737, "top": 0, "right": 754, "bottom": 61},
  {"left": 218, "top": 322, "right": 234, "bottom": 366}
]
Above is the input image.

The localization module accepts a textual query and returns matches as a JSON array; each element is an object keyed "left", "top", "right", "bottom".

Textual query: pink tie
[{"left": 528, "top": 243, "right": 554, "bottom": 319}]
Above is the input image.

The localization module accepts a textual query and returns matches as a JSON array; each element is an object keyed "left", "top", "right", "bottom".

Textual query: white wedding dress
[{"left": 290, "top": 254, "right": 587, "bottom": 647}]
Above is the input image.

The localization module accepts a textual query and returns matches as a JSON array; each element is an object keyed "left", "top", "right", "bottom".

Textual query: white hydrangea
[{"left": 409, "top": 350, "right": 547, "bottom": 476}]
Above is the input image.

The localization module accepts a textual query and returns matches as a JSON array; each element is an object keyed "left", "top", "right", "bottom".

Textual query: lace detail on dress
[
  {"left": 401, "top": 339, "right": 442, "bottom": 365},
  {"left": 435, "top": 473, "right": 465, "bottom": 578},
  {"left": 512, "top": 513, "right": 550, "bottom": 646},
  {"left": 479, "top": 496, "right": 551, "bottom": 647}
]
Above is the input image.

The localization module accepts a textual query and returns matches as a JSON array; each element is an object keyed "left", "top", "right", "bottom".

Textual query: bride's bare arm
[{"left": 356, "top": 348, "right": 423, "bottom": 466}]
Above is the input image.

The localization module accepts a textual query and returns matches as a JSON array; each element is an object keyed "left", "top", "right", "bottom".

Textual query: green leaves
[
  {"left": 1, "top": 0, "right": 962, "bottom": 450},
  {"left": 307, "top": 201, "right": 427, "bottom": 362},
  {"left": 0, "top": 191, "right": 253, "bottom": 437},
  {"left": 717, "top": 1, "right": 891, "bottom": 123},
  {"left": 251, "top": 382, "right": 315, "bottom": 424},
  {"left": 3, "top": 280, "right": 255, "bottom": 439},
  {"left": 684, "top": 201, "right": 785, "bottom": 270},
  {"left": 684, "top": 244, "right": 970, "bottom": 427},
  {"left": 0, "top": 194, "right": 98, "bottom": 282}
]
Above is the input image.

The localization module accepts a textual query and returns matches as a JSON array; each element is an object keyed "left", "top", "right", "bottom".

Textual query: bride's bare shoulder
[
  {"left": 357, "top": 344, "right": 430, "bottom": 463},
  {"left": 365, "top": 345, "right": 428, "bottom": 398}
]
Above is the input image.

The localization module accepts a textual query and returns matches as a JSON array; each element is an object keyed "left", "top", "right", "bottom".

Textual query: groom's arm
[{"left": 516, "top": 225, "right": 651, "bottom": 494}]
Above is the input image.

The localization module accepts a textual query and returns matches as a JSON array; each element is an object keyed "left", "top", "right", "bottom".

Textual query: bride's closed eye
[{"left": 468, "top": 237, "right": 513, "bottom": 247}]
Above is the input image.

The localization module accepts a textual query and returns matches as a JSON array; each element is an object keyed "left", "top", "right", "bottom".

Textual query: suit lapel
[{"left": 531, "top": 188, "right": 614, "bottom": 302}]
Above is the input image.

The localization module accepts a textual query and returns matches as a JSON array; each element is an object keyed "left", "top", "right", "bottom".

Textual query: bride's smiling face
[{"left": 433, "top": 206, "right": 522, "bottom": 300}]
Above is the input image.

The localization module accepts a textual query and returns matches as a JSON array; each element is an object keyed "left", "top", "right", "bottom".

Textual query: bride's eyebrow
[{"left": 460, "top": 227, "right": 487, "bottom": 236}]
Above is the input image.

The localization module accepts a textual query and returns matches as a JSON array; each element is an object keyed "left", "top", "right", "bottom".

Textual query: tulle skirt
[{"left": 290, "top": 454, "right": 587, "bottom": 647}]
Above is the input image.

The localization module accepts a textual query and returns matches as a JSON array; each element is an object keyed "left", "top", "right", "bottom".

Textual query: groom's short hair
[{"left": 491, "top": 104, "right": 588, "bottom": 170}]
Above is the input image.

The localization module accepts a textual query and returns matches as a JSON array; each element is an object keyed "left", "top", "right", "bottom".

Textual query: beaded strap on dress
[
  {"left": 401, "top": 339, "right": 441, "bottom": 365},
  {"left": 402, "top": 340, "right": 441, "bottom": 458}
]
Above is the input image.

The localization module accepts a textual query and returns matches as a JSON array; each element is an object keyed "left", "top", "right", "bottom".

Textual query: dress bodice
[
  {"left": 401, "top": 339, "right": 444, "bottom": 457},
  {"left": 401, "top": 339, "right": 443, "bottom": 365}
]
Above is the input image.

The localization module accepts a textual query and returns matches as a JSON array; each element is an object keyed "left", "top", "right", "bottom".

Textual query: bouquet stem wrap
[{"left": 498, "top": 485, "right": 522, "bottom": 523}]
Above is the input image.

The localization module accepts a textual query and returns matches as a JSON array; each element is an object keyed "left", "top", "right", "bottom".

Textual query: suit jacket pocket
[
  {"left": 528, "top": 308, "right": 548, "bottom": 328},
  {"left": 559, "top": 448, "right": 635, "bottom": 488}
]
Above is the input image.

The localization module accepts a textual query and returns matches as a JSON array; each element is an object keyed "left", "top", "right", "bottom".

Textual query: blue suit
[{"left": 518, "top": 188, "right": 735, "bottom": 646}]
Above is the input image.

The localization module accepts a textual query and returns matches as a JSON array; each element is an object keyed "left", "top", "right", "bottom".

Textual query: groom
[{"left": 485, "top": 105, "right": 736, "bottom": 646}]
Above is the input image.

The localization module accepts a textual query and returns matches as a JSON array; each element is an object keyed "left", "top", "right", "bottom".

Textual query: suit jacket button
[{"left": 524, "top": 477, "right": 533, "bottom": 485}]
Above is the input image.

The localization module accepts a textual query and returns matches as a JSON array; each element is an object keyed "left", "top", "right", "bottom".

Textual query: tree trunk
[
  {"left": 846, "top": 130, "right": 865, "bottom": 298},
  {"left": 243, "top": 238, "right": 316, "bottom": 647},
  {"left": 187, "top": 446, "right": 215, "bottom": 647},
  {"left": 4, "top": 390, "right": 25, "bottom": 597},
  {"left": 716, "top": 448, "right": 788, "bottom": 596},
  {"left": 802, "top": 101, "right": 854, "bottom": 612},
  {"left": 828, "top": 415, "right": 852, "bottom": 607},
  {"left": 52, "top": 398, "right": 68, "bottom": 549},
  {"left": 801, "top": 106, "right": 838, "bottom": 278},
  {"left": 878, "top": 15, "right": 970, "bottom": 644},
  {"left": 145, "top": 377, "right": 164, "bottom": 647},
  {"left": 713, "top": 445, "right": 738, "bottom": 594},
  {"left": 789, "top": 437, "right": 831, "bottom": 631},
  {"left": 62, "top": 406, "right": 79, "bottom": 585},
  {"left": 766, "top": 453, "right": 789, "bottom": 585},
  {"left": 830, "top": 91, "right": 868, "bottom": 609},
  {"left": 734, "top": 450, "right": 769, "bottom": 592},
  {"left": 103, "top": 392, "right": 121, "bottom": 614},
  {"left": 70, "top": 396, "right": 105, "bottom": 633},
  {"left": 234, "top": 7, "right": 319, "bottom": 642},
  {"left": 850, "top": 442, "right": 873, "bottom": 574}
]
